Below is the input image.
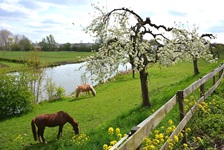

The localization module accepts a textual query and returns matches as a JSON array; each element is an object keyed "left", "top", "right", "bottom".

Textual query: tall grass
[{"left": 0, "top": 58, "right": 223, "bottom": 150}]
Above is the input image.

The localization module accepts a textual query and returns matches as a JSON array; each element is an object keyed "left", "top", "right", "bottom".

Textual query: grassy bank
[
  {"left": 0, "top": 57, "right": 223, "bottom": 149},
  {"left": 0, "top": 51, "right": 94, "bottom": 70}
]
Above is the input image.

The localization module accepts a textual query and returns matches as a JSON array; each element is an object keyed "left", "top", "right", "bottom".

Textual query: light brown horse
[
  {"left": 76, "top": 83, "right": 96, "bottom": 99},
  {"left": 31, "top": 111, "right": 79, "bottom": 143}
]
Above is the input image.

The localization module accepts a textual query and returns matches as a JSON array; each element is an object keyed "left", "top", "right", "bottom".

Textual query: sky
[{"left": 0, "top": 0, "right": 223, "bottom": 44}]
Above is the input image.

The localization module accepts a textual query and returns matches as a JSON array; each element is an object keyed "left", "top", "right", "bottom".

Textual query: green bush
[{"left": 0, "top": 72, "right": 33, "bottom": 118}]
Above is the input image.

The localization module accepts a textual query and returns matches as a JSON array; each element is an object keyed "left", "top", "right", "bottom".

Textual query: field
[
  {"left": 0, "top": 51, "right": 94, "bottom": 71},
  {"left": 0, "top": 52, "right": 223, "bottom": 149}
]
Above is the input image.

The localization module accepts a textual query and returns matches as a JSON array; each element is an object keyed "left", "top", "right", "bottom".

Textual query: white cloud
[{"left": 0, "top": 0, "right": 223, "bottom": 43}]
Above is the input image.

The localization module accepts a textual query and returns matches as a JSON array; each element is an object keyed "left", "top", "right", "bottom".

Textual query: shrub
[{"left": 0, "top": 72, "right": 33, "bottom": 118}]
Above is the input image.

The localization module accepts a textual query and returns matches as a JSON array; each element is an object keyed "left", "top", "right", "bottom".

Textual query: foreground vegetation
[{"left": 0, "top": 56, "right": 223, "bottom": 149}]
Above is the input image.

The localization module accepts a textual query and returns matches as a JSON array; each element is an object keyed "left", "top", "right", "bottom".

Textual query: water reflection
[{"left": 41, "top": 62, "right": 131, "bottom": 101}]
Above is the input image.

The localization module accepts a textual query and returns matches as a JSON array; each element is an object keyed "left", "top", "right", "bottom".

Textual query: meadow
[
  {"left": 0, "top": 53, "right": 223, "bottom": 149},
  {"left": 0, "top": 51, "right": 94, "bottom": 71}
]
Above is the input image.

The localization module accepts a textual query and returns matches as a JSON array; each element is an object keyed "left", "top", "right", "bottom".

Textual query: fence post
[
  {"left": 130, "top": 126, "right": 142, "bottom": 150},
  {"left": 213, "top": 75, "right": 216, "bottom": 85},
  {"left": 219, "top": 68, "right": 223, "bottom": 79},
  {"left": 177, "top": 90, "right": 187, "bottom": 144},
  {"left": 200, "top": 83, "right": 205, "bottom": 98}
]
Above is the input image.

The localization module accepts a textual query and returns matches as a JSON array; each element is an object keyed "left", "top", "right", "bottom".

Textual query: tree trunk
[
  {"left": 132, "top": 68, "right": 135, "bottom": 78},
  {"left": 193, "top": 58, "right": 199, "bottom": 75},
  {"left": 139, "top": 68, "right": 151, "bottom": 107}
]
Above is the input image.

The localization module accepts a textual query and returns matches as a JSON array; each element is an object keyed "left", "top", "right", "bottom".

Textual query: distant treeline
[{"left": 0, "top": 29, "right": 99, "bottom": 52}]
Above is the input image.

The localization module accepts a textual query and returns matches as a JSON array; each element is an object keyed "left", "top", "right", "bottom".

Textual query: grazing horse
[
  {"left": 76, "top": 83, "right": 96, "bottom": 99},
  {"left": 31, "top": 111, "right": 79, "bottom": 143}
]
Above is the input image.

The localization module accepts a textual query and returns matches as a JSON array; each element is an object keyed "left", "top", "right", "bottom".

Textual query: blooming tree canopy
[
  {"left": 158, "top": 23, "right": 216, "bottom": 75},
  {"left": 83, "top": 5, "right": 173, "bottom": 107}
]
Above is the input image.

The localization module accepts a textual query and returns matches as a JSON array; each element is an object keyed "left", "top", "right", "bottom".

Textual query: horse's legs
[
  {"left": 86, "top": 90, "right": 90, "bottom": 96},
  {"left": 57, "top": 125, "right": 63, "bottom": 139},
  {"left": 76, "top": 91, "right": 80, "bottom": 99},
  {"left": 38, "top": 127, "right": 46, "bottom": 143}
]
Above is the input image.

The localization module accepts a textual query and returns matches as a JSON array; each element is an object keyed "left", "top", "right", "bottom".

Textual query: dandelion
[
  {"left": 117, "top": 133, "right": 122, "bottom": 139},
  {"left": 166, "top": 127, "right": 173, "bottom": 134},
  {"left": 159, "top": 133, "right": 164, "bottom": 139},
  {"left": 154, "top": 130, "right": 159, "bottom": 134},
  {"left": 108, "top": 127, "right": 114, "bottom": 135},
  {"left": 103, "top": 144, "right": 108, "bottom": 150},
  {"left": 183, "top": 143, "right": 188, "bottom": 148},
  {"left": 179, "top": 132, "right": 184, "bottom": 138},
  {"left": 186, "top": 128, "right": 191, "bottom": 132},
  {"left": 110, "top": 140, "right": 117, "bottom": 146},
  {"left": 168, "top": 119, "right": 173, "bottom": 125},
  {"left": 116, "top": 128, "right": 120, "bottom": 135},
  {"left": 184, "top": 99, "right": 189, "bottom": 103},
  {"left": 197, "top": 137, "right": 202, "bottom": 142},
  {"left": 150, "top": 144, "right": 155, "bottom": 149},
  {"left": 174, "top": 135, "right": 179, "bottom": 143}
]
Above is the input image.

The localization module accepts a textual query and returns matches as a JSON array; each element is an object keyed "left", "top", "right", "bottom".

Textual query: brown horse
[
  {"left": 31, "top": 111, "right": 79, "bottom": 143},
  {"left": 76, "top": 83, "right": 96, "bottom": 99}
]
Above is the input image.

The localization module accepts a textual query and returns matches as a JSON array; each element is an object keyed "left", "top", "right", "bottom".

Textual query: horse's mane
[{"left": 89, "top": 84, "right": 96, "bottom": 94}]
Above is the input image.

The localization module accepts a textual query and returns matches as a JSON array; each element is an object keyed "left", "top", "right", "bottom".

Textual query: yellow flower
[
  {"left": 103, "top": 144, "right": 108, "bottom": 150},
  {"left": 117, "top": 133, "right": 122, "bottom": 139},
  {"left": 150, "top": 145, "right": 155, "bottom": 149},
  {"left": 183, "top": 143, "right": 188, "bottom": 147},
  {"left": 108, "top": 127, "right": 114, "bottom": 135},
  {"left": 179, "top": 132, "right": 183, "bottom": 138},
  {"left": 174, "top": 135, "right": 179, "bottom": 143},
  {"left": 168, "top": 119, "right": 173, "bottom": 125},
  {"left": 110, "top": 140, "right": 117, "bottom": 146},
  {"left": 159, "top": 133, "right": 164, "bottom": 139},
  {"left": 116, "top": 128, "right": 120, "bottom": 135},
  {"left": 154, "top": 130, "right": 159, "bottom": 134},
  {"left": 155, "top": 134, "right": 160, "bottom": 139},
  {"left": 197, "top": 137, "right": 202, "bottom": 142},
  {"left": 186, "top": 128, "right": 191, "bottom": 132},
  {"left": 184, "top": 99, "right": 189, "bottom": 103}
]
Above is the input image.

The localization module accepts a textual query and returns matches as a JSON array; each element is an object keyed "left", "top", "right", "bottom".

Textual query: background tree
[
  {"left": 59, "top": 42, "right": 71, "bottom": 51},
  {"left": 39, "top": 34, "right": 57, "bottom": 51},
  {"left": 84, "top": 5, "right": 172, "bottom": 107},
  {"left": 159, "top": 23, "right": 216, "bottom": 75},
  {"left": 10, "top": 34, "right": 33, "bottom": 51},
  {"left": 210, "top": 43, "right": 224, "bottom": 58},
  {"left": 0, "top": 29, "right": 13, "bottom": 50},
  {"left": 18, "top": 35, "right": 34, "bottom": 51}
]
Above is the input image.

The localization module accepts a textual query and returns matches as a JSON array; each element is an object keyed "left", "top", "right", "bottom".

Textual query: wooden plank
[
  {"left": 110, "top": 135, "right": 129, "bottom": 150},
  {"left": 115, "top": 63, "right": 224, "bottom": 150},
  {"left": 183, "top": 63, "right": 224, "bottom": 97},
  {"left": 160, "top": 96, "right": 205, "bottom": 150},
  {"left": 161, "top": 70, "right": 224, "bottom": 150},
  {"left": 118, "top": 95, "right": 177, "bottom": 150},
  {"left": 204, "top": 72, "right": 224, "bottom": 99}
]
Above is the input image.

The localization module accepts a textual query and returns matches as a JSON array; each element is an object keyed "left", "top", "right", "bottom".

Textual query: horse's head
[
  {"left": 73, "top": 122, "right": 79, "bottom": 134},
  {"left": 90, "top": 85, "right": 96, "bottom": 96}
]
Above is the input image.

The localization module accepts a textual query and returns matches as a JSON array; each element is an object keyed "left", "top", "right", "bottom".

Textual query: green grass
[
  {"left": 0, "top": 57, "right": 223, "bottom": 149},
  {"left": 0, "top": 51, "right": 94, "bottom": 68}
]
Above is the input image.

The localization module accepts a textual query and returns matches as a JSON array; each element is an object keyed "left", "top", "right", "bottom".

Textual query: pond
[{"left": 40, "top": 62, "right": 131, "bottom": 101}]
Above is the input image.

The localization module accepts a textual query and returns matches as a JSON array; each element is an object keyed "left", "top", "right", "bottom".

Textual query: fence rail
[{"left": 111, "top": 63, "right": 224, "bottom": 150}]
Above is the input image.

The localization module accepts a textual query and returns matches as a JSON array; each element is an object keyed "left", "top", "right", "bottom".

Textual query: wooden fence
[{"left": 111, "top": 63, "right": 224, "bottom": 150}]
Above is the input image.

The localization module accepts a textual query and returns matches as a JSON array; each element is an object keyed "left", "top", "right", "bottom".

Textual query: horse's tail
[
  {"left": 31, "top": 119, "right": 37, "bottom": 141},
  {"left": 89, "top": 85, "right": 96, "bottom": 96}
]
